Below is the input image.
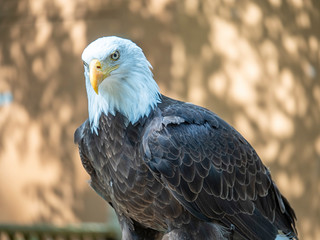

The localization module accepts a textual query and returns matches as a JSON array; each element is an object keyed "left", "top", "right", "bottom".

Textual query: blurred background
[{"left": 0, "top": 0, "right": 319, "bottom": 239}]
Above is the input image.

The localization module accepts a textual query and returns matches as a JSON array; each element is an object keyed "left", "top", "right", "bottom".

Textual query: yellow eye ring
[{"left": 110, "top": 51, "right": 120, "bottom": 61}]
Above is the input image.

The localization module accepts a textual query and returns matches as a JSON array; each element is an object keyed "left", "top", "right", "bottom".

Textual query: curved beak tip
[
  {"left": 88, "top": 59, "right": 119, "bottom": 95},
  {"left": 89, "top": 59, "right": 102, "bottom": 95}
]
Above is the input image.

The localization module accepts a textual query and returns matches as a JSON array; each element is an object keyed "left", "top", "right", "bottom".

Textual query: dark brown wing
[
  {"left": 142, "top": 98, "right": 297, "bottom": 239},
  {"left": 74, "top": 114, "right": 192, "bottom": 237}
]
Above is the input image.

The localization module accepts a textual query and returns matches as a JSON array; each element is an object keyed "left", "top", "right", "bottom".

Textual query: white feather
[
  {"left": 275, "top": 235, "right": 289, "bottom": 240},
  {"left": 81, "top": 36, "right": 161, "bottom": 134}
]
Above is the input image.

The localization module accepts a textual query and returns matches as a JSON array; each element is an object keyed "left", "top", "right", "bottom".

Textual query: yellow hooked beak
[{"left": 89, "top": 59, "right": 119, "bottom": 94}]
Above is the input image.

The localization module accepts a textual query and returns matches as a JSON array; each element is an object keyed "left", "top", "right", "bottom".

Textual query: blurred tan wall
[{"left": 0, "top": 0, "right": 319, "bottom": 239}]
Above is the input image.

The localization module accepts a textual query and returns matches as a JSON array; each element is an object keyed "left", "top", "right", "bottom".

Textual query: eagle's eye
[{"left": 111, "top": 51, "right": 120, "bottom": 61}]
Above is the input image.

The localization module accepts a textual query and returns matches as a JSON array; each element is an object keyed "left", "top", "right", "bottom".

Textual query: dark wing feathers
[
  {"left": 143, "top": 98, "right": 297, "bottom": 239},
  {"left": 144, "top": 120, "right": 265, "bottom": 211}
]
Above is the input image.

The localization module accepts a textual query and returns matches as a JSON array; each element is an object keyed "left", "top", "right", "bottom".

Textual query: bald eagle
[{"left": 75, "top": 36, "right": 298, "bottom": 240}]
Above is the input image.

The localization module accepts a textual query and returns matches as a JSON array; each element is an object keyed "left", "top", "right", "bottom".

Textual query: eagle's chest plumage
[{"left": 80, "top": 113, "right": 190, "bottom": 231}]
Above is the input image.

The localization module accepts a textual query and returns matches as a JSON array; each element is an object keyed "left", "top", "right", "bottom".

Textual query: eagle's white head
[{"left": 82, "top": 36, "right": 161, "bottom": 134}]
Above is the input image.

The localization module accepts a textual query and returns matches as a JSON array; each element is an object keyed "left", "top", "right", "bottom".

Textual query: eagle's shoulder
[
  {"left": 157, "top": 95, "right": 220, "bottom": 128},
  {"left": 74, "top": 119, "right": 90, "bottom": 144}
]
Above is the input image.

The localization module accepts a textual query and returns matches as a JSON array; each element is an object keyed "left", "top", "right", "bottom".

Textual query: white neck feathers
[{"left": 85, "top": 64, "right": 161, "bottom": 134}]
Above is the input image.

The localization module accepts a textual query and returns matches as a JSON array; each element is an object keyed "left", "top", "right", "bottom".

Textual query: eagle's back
[{"left": 144, "top": 95, "right": 297, "bottom": 240}]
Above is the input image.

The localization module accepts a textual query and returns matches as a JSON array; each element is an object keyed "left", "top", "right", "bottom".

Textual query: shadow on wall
[{"left": 0, "top": 0, "right": 319, "bottom": 239}]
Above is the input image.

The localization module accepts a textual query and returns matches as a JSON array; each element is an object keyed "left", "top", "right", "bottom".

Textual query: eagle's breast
[{"left": 81, "top": 113, "right": 191, "bottom": 231}]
